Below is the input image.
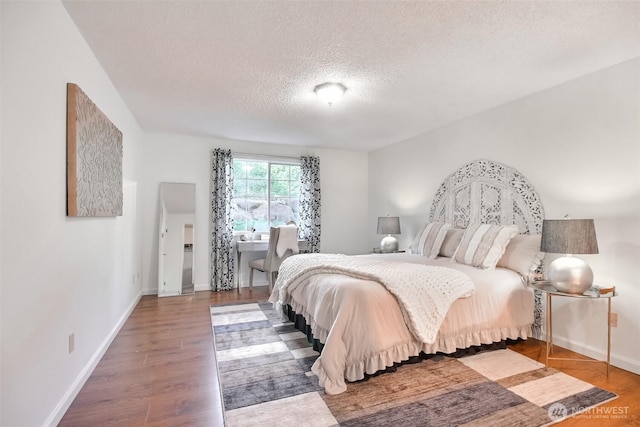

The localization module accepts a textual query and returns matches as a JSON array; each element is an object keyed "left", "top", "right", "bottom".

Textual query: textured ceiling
[{"left": 62, "top": 1, "right": 639, "bottom": 152}]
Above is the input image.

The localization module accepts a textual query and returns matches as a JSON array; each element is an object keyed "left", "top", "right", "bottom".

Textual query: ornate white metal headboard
[
  {"left": 428, "top": 159, "right": 545, "bottom": 337},
  {"left": 429, "top": 159, "right": 544, "bottom": 234}
]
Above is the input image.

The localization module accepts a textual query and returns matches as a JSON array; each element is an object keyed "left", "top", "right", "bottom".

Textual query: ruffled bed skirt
[{"left": 283, "top": 304, "right": 522, "bottom": 382}]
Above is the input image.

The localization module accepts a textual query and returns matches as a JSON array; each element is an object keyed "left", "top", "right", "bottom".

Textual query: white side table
[{"left": 528, "top": 281, "right": 617, "bottom": 377}]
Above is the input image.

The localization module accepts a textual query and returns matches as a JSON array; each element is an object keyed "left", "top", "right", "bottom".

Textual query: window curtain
[
  {"left": 299, "top": 156, "right": 321, "bottom": 253},
  {"left": 210, "top": 148, "right": 235, "bottom": 291}
]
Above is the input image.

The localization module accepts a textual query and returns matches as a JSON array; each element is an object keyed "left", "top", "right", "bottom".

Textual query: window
[{"left": 232, "top": 158, "right": 300, "bottom": 232}]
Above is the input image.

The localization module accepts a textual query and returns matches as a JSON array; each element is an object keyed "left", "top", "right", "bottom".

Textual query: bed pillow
[
  {"left": 452, "top": 223, "right": 519, "bottom": 269},
  {"left": 438, "top": 227, "right": 465, "bottom": 258},
  {"left": 497, "top": 234, "right": 544, "bottom": 278},
  {"left": 409, "top": 222, "right": 451, "bottom": 258}
]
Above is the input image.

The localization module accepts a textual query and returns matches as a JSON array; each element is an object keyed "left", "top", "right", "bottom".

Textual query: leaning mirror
[{"left": 158, "top": 182, "right": 196, "bottom": 297}]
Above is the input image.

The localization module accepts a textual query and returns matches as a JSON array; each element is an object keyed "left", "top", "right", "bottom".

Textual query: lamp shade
[
  {"left": 541, "top": 219, "right": 598, "bottom": 254},
  {"left": 377, "top": 216, "right": 401, "bottom": 235}
]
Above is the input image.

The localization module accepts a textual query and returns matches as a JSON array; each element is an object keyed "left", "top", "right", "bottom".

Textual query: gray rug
[{"left": 211, "top": 301, "right": 617, "bottom": 427}]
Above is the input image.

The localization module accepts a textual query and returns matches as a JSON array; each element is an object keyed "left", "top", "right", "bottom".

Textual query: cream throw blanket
[
  {"left": 273, "top": 253, "right": 474, "bottom": 343},
  {"left": 275, "top": 225, "right": 299, "bottom": 257}
]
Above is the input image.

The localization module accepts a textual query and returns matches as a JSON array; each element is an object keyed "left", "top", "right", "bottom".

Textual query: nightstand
[{"left": 528, "top": 281, "right": 617, "bottom": 377}]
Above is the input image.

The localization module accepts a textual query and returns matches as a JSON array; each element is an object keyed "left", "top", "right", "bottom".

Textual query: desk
[
  {"left": 528, "top": 281, "right": 617, "bottom": 377},
  {"left": 235, "top": 239, "right": 307, "bottom": 291}
]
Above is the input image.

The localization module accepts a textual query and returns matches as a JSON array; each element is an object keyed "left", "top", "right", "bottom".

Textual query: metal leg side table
[{"left": 529, "top": 282, "right": 617, "bottom": 378}]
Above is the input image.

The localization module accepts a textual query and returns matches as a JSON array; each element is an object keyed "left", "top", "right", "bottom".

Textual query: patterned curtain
[
  {"left": 299, "top": 156, "right": 321, "bottom": 253},
  {"left": 210, "top": 149, "right": 235, "bottom": 291}
]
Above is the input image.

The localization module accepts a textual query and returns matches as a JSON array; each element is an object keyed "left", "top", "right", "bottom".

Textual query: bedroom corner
[{"left": 368, "top": 58, "right": 640, "bottom": 376}]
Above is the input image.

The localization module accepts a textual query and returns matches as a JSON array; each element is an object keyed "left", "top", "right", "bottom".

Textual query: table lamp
[
  {"left": 541, "top": 216, "right": 598, "bottom": 294},
  {"left": 377, "top": 216, "right": 401, "bottom": 253}
]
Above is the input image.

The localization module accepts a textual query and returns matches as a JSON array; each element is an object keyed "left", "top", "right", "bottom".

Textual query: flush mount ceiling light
[{"left": 314, "top": 82, "right": 347, "bottom": 106}]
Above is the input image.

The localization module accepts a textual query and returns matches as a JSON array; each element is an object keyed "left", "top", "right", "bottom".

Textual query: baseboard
[
  {"left": 540, "top": 333, "right": 640, "bottom": 375},
  {"left": 195, "top": 283, "right": 209, "bottom": 292},
  {"left": 143, "top": 283, "right": 209, "bottom": 295},
  {"left": 44, "top": 291, "right": 143, "bottom": 427}
]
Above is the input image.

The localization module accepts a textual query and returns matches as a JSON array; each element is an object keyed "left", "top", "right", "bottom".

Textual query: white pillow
[
  {"left": 452, "top": 224, "right": 519, "bottom": 269},
  {"left": 497, "top": 234, "right": 544, "bottom": 278},
  {"left": 409, "top": 222, "right": 451, "bottom": 258}
]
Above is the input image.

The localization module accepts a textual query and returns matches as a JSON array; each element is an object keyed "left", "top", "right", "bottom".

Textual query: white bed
[{"left": 270, "top": 159, "right": 545, "bottom": 395}]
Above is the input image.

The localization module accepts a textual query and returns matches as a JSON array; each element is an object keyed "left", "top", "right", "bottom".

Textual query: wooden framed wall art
[{"left": 67, "top": 83, "right": 123, "bottom": 216}]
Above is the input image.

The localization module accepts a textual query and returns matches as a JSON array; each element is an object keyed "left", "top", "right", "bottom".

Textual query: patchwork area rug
[{"left": 211, "top": 302, "right": 616, "bottom": 427}]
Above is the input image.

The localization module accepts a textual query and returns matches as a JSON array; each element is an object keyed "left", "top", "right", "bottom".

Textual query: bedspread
[
  {"left": 272, "top": 253, "right": 474, "bottom": 343},
  {"left": 269, "top": 254, "right": 533, "bottom": 395}
]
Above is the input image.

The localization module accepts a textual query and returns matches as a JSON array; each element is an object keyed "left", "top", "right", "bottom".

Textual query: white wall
[
  {"left": 0, "top": 2, "right": 144, "bottom": 426},
  {"left": 368, "top": 58, "right": 640, "bottom": 374},
  {"left": 140, "top": 133, "right": 369, "bottom": 293}
]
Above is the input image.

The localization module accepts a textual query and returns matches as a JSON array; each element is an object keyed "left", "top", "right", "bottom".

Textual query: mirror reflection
[{"left": 158, "top": 182, "right": 196, "bottom": 297}]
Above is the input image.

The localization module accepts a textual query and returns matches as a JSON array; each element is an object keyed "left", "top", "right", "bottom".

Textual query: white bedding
[
  {"left": 269, "top": 253, "right": 534, "bottom": 395},
  {"left": 271, "top": 253, "right": 474, "bottom": 343}
]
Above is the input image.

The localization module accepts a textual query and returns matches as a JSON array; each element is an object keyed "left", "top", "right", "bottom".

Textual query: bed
[{"left": 269, "top": 159, "right": 545, "bottom": 395}]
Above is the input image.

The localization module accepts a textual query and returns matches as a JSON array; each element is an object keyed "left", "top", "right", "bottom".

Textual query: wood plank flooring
[{"left": 60, "top": 287, "right": 639, "bottom": 426}]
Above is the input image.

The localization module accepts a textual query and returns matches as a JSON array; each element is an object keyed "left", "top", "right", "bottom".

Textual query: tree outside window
[{"left": 232, "top": 159, "right": 300, "bottom": 232}]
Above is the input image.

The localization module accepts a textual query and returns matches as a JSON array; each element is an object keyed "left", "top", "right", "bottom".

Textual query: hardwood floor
[
  {"left": 59, "top": 288, "right": 271, "bottom": 426},
  {"left": 60, "top": 287, "right": 640, "bottom": 426}
]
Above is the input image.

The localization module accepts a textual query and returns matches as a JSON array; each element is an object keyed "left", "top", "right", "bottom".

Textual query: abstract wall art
[{"left": 67, "top": 83, "right": 123, "bottom": 217}]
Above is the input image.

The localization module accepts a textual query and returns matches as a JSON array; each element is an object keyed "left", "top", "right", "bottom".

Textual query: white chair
[{"left": 248, "top": 226, "right": 298, "bottom": 293}]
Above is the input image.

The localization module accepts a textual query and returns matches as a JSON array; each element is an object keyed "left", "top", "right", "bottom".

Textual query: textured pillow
[
  {"left": 438, "top": 228, "right": 465, "bottom": 258},
  {"left": 452, "top": 224, "right": 519, "bottom": 269},
  {"left": 497, "top": 234, "right": 544, "bottom": 278},
  {"left": 409, "top": 222, "right": 451, "bottom": 258}
]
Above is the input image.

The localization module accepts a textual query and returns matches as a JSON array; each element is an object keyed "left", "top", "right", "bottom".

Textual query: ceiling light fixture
[{"left": 314, "top": 82, "right": 347, "bottom": 106}]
